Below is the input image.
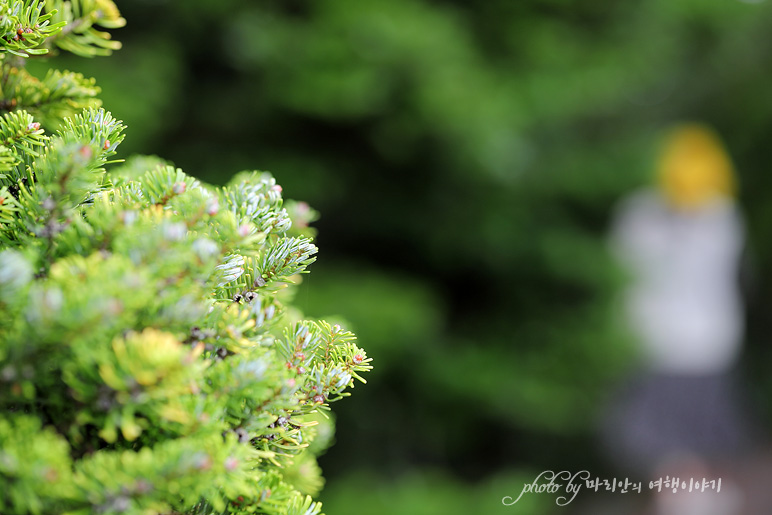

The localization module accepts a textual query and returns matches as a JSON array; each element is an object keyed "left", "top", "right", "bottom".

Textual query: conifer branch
[
  {"left": 0, "top": 5, "right": 369, "bottom": 514},
  {"left": 44, "top": 0, "right": 125, "bottom": 57}
]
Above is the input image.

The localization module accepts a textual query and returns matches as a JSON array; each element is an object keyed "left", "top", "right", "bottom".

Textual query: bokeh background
[{"left": 35, "top": 0, "right": 772, "bottom": 512}]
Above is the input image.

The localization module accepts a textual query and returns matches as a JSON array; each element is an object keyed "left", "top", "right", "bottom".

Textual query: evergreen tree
[{"left": 0, "top": 2, "right": 371, "bottom": 514}]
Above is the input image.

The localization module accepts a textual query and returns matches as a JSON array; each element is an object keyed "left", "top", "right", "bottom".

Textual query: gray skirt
[{"left": 600, "top": 370, "right": 758, "bottom": 475}]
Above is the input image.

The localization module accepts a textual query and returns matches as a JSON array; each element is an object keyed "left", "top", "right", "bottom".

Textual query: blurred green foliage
[
  {"left": 321, "top": 468, "right": 552, "bottom": 515},
  {"left": 39, "top": 0, "right": 772, "bottom": 511}
]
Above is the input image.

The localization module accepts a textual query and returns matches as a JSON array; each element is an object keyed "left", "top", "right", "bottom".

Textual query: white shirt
[{"left": 611, "top": 189, "right": 744, "bottom": 374}]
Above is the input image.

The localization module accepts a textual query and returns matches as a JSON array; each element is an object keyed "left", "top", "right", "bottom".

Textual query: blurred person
[{"left": 601, "top": 124, "right": 758, "bottom": 515}]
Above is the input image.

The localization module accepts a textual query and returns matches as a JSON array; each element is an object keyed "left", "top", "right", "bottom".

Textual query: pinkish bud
[
  {"left": 271, "top": 184, "right": 282, "bottom": 193},
  {"left": 225, "top": 457, "right": 239, "bottom": 471},
  {"left": 44, "top": 468, "right": 58, "bottom": 482},
  {"left": 195, "top": 454, "right": 212, "bottom": 471},
  {"left": 206, "top": 198, "right": 219, "bottom": 216},
  {"left": 27, "top": 122, "right": 40, "bottom": 131},
  {"left": 352, "top": 354, "right": 364, "bottom": 365},
  {"left": 313, "top": 394, "right": 325, "bottom": 404},
  {"left": 238, "top": 224, "right": 251, "bottom": 237},
  {"left": 103, "top": 140, "right": 110, "bottom": 150},
  {"left": 172, "top": 182, "right": 186, "bottom": 195}
]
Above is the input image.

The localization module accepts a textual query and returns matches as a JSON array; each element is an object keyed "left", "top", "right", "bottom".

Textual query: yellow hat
[{"left": 657, "top": 124, "right": 736, "bottom": 209}]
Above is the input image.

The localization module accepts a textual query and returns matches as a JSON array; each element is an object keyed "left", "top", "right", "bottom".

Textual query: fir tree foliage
[
  {"left": 0, "top": 2, "right": 371, "bottom": 514},
  {"left": 0, "top": 0, "right": 124, "bottom": 131}
]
